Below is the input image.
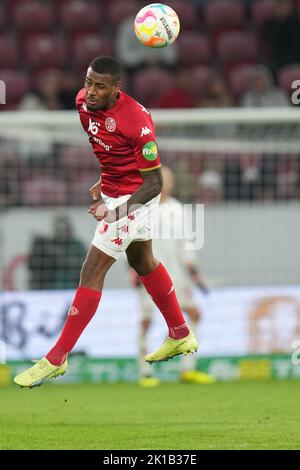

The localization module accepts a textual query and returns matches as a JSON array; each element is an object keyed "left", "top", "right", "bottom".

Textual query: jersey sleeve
[{"left": 127, "top": 106, "right": 161, "bottom": 172}]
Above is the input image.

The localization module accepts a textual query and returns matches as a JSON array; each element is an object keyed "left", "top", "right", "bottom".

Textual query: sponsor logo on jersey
[
  {"left": 68, "top": 306, "right": 79, "bottom": 316},
  {"left": 105, "top": 117, "right": 116, "bottom": 132},
  {"left": 92, "top": 136, "right": 112, "bottom": 152},
  {"left": 88, "top": 118, "right": 100, "bottom": 135},
  {"left": 140, "top": 126, "right": 152, "bottom": 137},
  {"left": 142, "top": 141, "right": 158, "bottom": 161}
]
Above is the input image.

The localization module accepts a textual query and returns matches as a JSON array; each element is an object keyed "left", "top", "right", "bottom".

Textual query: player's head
[
  {"left": 85, "top": 56, "right": 122, "bottom": 111},
  {"left": 161, "top": 165, "right": 174, "bottom": 201}
]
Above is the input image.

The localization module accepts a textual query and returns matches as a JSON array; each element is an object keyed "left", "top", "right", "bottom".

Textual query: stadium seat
[
  {"left": 204, "top": 0, "right": 245, "bottom": 35},
  {"left": 13, "top": 0, "right": 55, "bottom": 33},
  {"left": 21, "top": 176, "right": 67, "bottom": 206},
  {"left": 24, "top": 34, "right": 67, "bottom": 69},
  {"left": 167, "top": 1, "right": 199, "bottom": 30},
  {"left": 6, "top": 0, "right": 26, "bottom": 9},
  {"left": 0, "top": 4, "right": 6, "bottom": 32},
  {"left": 0, "top": 69, "right": 29, "bottom": 106},
  {"left": 106, "top": 0, "right": 138, "bottom": 27},
  {"left": 31, "top": 67, "right": 62, "bottom": 88},
  {"left": 228, "top": 65, "right": 258, "bottom": 96},
  {"left": 68, "top": 172, "right": 99, "bottom": 205},
  {"left": 60, "top": 0, "right": 102, "bottom": 33},
  {"left": 60, "top": 145, "right": 98, "bottom": 172},
  {"left": 251, "top": 0, "right": 275, "bottom": 27},
  {"left": 132, "top": 67, "right": 175, "bottom": 108},
  {"left": 0, "top": 37, "right": 19, "bottom": 68},
  {"left": 177, "top": 32, "right": 211, "bottom": 67},
  {"left": 277, "top": 64, "right": 300, "bottom": 93},
  {"left": 71, "top": 34, "right": 113, "bottom": 68},
  {"left": 189, "top": 65, "right": 213, "bottom": 99},
  {"left": 216, "top": 31, "right": 258, "bottom": 69}
]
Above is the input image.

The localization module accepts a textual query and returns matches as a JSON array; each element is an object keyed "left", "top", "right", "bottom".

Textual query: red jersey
[{"left": 76, "top": 88, "right": 161, "bottom": 198}]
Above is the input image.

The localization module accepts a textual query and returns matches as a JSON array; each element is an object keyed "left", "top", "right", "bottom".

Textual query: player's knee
[
  {"left": 130, "top": 258, "right": 157, "bottom": 276},
  {"left": 80, "top": 259, "right": 106, "bottom": 289}
]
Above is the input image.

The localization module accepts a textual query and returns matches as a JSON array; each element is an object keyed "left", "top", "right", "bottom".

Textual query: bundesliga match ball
[{"left": 134, "top": 3, "right": 180, "bottom": 48}]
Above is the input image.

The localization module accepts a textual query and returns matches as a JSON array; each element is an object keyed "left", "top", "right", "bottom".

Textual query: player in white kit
[{"left": 132, "top": 166, "right": 215, "bottom": 386}]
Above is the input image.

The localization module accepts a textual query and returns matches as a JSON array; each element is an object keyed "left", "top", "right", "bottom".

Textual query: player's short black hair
[{"left": 89, "top": 56, "right": 122, "bottom": 82}]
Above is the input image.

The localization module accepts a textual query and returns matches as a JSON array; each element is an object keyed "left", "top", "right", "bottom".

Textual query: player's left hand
[{"left": 197, "top": 282, "right": 209, "bottom": 295}]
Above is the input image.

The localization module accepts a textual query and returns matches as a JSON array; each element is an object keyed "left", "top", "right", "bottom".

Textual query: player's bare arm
[
  {"left": 89, "top": 178, "right": 102, "bottom": 202},
  {"left": 115, "top": 167, "right": 162, "bottom": 220},
  {"left": 186, "top": 261, "right": 209, "bottom": 294},
  {"left": 88, "top": 178, "right": 106, "bottom": 219},
  {"left": 89, "top": 167, "right": 163, "bottom": 223}
]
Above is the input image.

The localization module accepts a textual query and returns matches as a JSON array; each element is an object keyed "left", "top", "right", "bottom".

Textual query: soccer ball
[{"left": 134, "top": 3, "right": 180, "bottom": 48}]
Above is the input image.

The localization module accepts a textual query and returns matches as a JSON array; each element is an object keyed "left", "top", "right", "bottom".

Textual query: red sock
[
  {"left": 46, "top": 286, "right": 102, "bottom": 365},
  {"left": 139, "top": 263, "right": 189, "bottom": 339}
]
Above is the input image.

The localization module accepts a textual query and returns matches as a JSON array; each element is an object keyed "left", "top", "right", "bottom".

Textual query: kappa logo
[
  {"left": 111, "top": 237, "right": 123, "bottom": 246},
  {"left": 68, "top": 306, "right": 79, "bottom": 316},
  {"left": 140, "top": 126, "right": 152, "bottom": 137},
  {"left": 105, "top": 117, "right": 116, "bottom": 132},
  {"left": 88, "top": 118, "right": 100, "bottom": 135}
]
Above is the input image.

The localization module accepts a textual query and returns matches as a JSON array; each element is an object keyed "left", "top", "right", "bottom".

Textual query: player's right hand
[{"left": 89, "top": 180, "right": 102, "bottom": 202}]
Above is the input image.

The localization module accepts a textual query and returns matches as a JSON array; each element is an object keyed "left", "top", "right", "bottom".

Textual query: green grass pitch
[{"left": 1, "top": 380, "right": 299, "bottom": 449}]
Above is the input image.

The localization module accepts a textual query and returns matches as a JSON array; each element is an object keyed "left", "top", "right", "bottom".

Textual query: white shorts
[
  {"left": 137, "top": 282, "right": 197, "bottom": 320},
  {"left": 92, "top": 192, "right": 160, "bottom": 260}
]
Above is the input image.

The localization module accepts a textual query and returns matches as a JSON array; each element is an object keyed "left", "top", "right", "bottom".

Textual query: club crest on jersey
[
  {"left": 88, "top": 118, "right": 100, "bottom": 135},
  {"left": 105, "top": 117, "right": 116, "bottom": 132}
]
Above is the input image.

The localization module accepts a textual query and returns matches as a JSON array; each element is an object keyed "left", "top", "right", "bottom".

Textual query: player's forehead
[{"left": 86, "top": 67, "right": 114, "bottom": 85}]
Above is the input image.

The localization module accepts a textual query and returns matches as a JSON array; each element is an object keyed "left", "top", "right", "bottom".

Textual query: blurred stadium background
[{"left": 0, "top": 0, "right": 300, "bottom": 387}]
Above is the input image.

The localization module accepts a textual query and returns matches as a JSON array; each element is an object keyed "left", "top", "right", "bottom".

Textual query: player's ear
[{"left": 114, "top": 81, "right": 121, "bottom": 92}]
